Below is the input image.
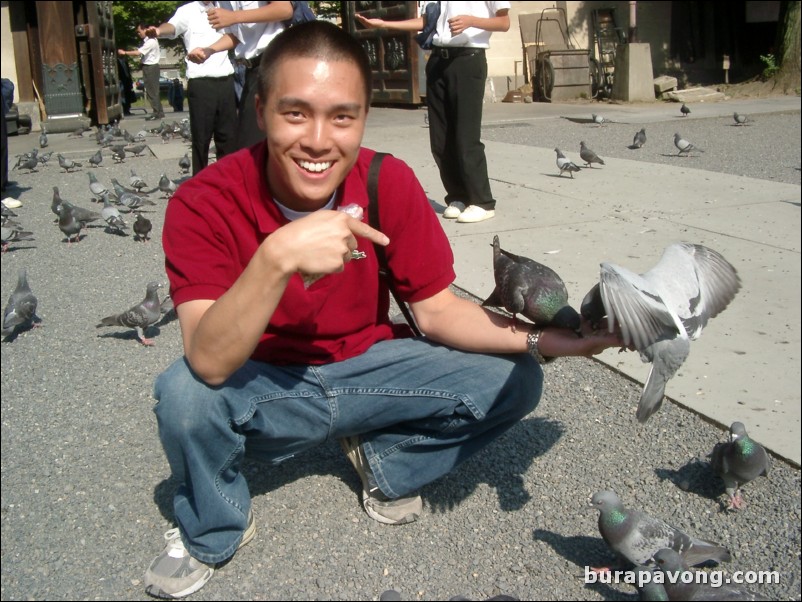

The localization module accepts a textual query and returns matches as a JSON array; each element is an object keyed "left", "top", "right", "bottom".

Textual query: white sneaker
[
  {"left": 457, "top": 205, "right": 495, "bottom": 223},
  {"left": 442, "top": 202, "right": 465, "bottom": 219}
]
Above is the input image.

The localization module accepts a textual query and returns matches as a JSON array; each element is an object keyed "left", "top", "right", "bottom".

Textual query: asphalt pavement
[{"left": 1, "top": 94, "right": 800, "bottom": 601}]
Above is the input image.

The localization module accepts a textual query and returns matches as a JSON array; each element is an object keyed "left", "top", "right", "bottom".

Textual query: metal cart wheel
[
  {"left": 535, "top": 57, "right": 554, "bottom": 101},
  {"left": 589, "top": 56, "right": 604, "bottom": 99}
]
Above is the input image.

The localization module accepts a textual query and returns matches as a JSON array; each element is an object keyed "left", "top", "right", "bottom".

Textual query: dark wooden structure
[
  {"left": 6, "top": 0, "right": 121, "bottom": 132},
  {"left": 341, "top": 1, "right": 427, "bottom": 105}
]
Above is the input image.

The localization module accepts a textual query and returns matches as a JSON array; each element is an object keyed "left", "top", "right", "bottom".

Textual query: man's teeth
[{"left": 298, "top": 160, "right": 331, "bottom": 173}]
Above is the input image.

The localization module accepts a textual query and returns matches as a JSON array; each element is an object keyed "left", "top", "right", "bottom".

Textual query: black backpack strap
[{"left": 367, "top": 152, "right": 421, "bottom": 337}]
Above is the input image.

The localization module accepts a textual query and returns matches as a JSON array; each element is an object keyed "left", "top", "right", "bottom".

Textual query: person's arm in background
[{"left": 206, "top": 2, "right": 293, "bottom": 30}]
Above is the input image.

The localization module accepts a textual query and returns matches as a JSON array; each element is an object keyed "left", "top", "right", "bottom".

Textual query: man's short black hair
[{"left": 258, "top": 20, "right": 372, "bottom": 107}]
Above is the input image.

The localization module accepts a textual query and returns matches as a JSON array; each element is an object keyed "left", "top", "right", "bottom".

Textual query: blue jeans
[{"left": 153, "top": 338, "right": 541, "bottom": 564}]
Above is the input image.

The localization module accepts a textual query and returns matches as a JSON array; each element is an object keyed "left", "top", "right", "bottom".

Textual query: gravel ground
[{"left": 2, "top": 108, "right": 800, "bottom": 601}]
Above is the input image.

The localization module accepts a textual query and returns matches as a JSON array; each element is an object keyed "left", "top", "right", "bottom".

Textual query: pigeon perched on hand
[
  {"left": 653, "top": 549, "right": 770, "bottom": 601},
  {"left": 97, "top": 281, "right": 164, "bottom": 346},
  {"left": 709, "top": 421, "right": 770, "bottom": 510},
  {"left": 581, "top": 243, "right": 740, "bottom": 423},
  {"left": 579, "top": 141, "right": 605, "bottom": 167},
  {"left": 590, "top": 491, "right": 731, "bottom": 569},
  {"left": 482, "top": 235, "right": 580, "bottom": 332},
  {"left": 2, "top": 268, "right": 40, "bottom": 338},
  {"left": 133, "top": 213, "right": 152, "bottom": 242},
  {"left": 554, "top": 148, "right": 581, "bottom": 178},
  {"left": 631, "top": 128, "right": 647, "bottom": 149},
  {"left": 733, "top": 112, "right": 750, "bottom": 126},
  {"left": 680, "top": 103, "right": 690, "bottom": 117}
]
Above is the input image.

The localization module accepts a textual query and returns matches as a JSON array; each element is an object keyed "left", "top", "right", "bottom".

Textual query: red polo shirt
[{"left": 163, "top": 144, "right": 455, "bottom": 365}]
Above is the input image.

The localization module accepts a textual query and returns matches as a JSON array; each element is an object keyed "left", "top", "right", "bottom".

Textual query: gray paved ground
[{"left": 1, "top": 98, "right": 800, "bottom": 601}]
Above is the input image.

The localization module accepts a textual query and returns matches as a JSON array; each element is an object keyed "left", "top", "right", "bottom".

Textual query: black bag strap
[{"left": 367, "top": 152, "right": 422, "bottom": 337}]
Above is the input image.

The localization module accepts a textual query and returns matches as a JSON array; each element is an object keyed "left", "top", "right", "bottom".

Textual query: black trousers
[
  {"left": 425, "top": 50, "right": 496, "bottom": 210},
  {"left": 141, "top": 63, "right": 163, "bottom": 116},
  {"left": 234, "top": 62, "right": 264, "bottom": 151},
  {"left": 187, "top": 76, "right": 237, "bottom": 174}
]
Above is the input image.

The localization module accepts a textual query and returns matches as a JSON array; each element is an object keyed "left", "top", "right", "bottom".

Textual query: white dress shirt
[{"left": 168, "top": 1, "right": 235, "bottom": 78}]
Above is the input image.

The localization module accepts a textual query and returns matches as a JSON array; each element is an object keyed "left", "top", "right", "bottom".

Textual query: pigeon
[
  {"left": 158, "top": 173, "right": 178, "bottom": 197},
  {"left": 592, "top": 113, "right": 607, "bottom": 126},
  {"left": 2, "top": 268, "right": 40, "bottom": 337},
  {"left": 39, "top": 126, "right": 48, "bottom": 148},
  {"left": 482, "top": 235, "right": 581, "bottom": 332},
  {"left": 674, "top": 133, "right": 704, "bottom": 156},
  {"left": 161, "top": 129, "right": 173, "bottom": 144},
  {"left": 97, "top": 281, "right": 164, "bottom": 345},
  {"left": 653, "top": 549, "right": 771, "bottom": 601},
  {"left": 56, "top": 203, "right": 84, "bottom": 244},
  {"left": 733, "top": 112, "right": 750, "bottom": 126},
  {"left": 1, "top": 226, "right": 35, "bottom": 252},
  {"left": 101, "top": 193, "right": 128, "bottom": 234},
  {"left": 129, "top": 169, "right": 150, "bottom": 192},
  {"left": 582, "top": 243, "right": 740, "bottom": 423},
  {"left": 127, "top": 143, "right": 147, "bottom": 157},
  {"left": 631, "top": 565, "right": 669, "bottom": 602},
  {"left": 554, "top": 148, "right": 581, "bottom": 178},
  {"left": 13, "top": 154, "right": 39, "bottom": 173},
  {"left": 709, "top": 421, "right": 770, "bottom": 510},
  {"left": 110, "top": 145, "right": 126, "bottom": 163},
  {"left": 37, "top": 151, "right": 53, "bottom": 166},
  {"left": 680, "top": 103, "right": 690, "bottom": 117},
  {"left": 87, "top": 171, "right": 109, "bottom": 199},
  {"left": 52, "top": 187, "right": 101, "bottom": 227},
  {"left": 178, "top": 152, "right": 191, "bottom": 174},
  {"left": 57, "top": 153, "right": 82, "bottom": 172},
  {"left": 88, "top": 149, "right": 103, "bottom": 168},
  {"left": 133, "top": 213, "right": 152, "bottom": 242},
  {"left": 590, "top": 491, "right": 731, "bottom": 569},
  {"left": 631, "top": 128, "right": 647, "bottom": 149},
  {"left": 579, "top": 141, "right": 605, "bottom": 167}
]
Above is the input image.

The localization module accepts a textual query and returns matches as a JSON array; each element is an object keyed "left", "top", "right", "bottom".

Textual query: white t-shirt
[
  {"left": 138, "top": 36, "right": 161, "bottom": 65},
  {"left": 222, "top": 0, "right": 285, "bottom": 60},
  {"left": 425, "top": 1, "right": 511, "bottom": 49},
  {"left": 167, "top": 1, "right": 235, "bottom": 78}
]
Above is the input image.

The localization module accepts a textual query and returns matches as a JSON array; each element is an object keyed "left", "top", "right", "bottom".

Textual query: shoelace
[{"left": 162, "top": 527, "right": 189, "bottom": 558}]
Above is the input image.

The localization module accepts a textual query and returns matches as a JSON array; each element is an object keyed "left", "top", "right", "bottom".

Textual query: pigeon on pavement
[
  {"left": 101, "top": 193, "right": 128, "bottom": 234},
  {"left": 631, "top": 128, "right": 647, "bottom": 149},
  {"left": 590, "top": 490, "right": 731, "bottom": 568},
  {"left": 1, "top": 226, "right": 35, "bottom": 253},
  {"left": 482, "top": 235, "right": 581, "bottom": 332},
  {"left": 129, "top": 169, "right": 150, "bottom": 193},
  {"left": 56, "top": 203, "right": 84, "bottom": 244},
  {"left": 653, "top": 549, "right": 771, "bottom": 601},
  {"left": 38, "top": 151, "right": 53, "bottom": 166},
  {"left": 13, "top": 155, "right": 39, "bottom": 173},
  {"left": 178, "top": 152, "right": 191, "bottom": 174},
  {"left": 96, "top": 281, "right": 164, "bottom": 345},
  {"left": 57, "top": 154, "right": 83, "bottom": 172},
  {"left": 632, "top": 565, "right": 669, "bottom": 602},
  {"left": 674, "top": 133, "right": 704, "bottom": 156},
  {"left": 110, "top": 145, "right": 126, "bottom": 163},
  {"left": 579, "top": 141, "right": 605, "bottom": 167},
  {"left": 592, "top": 113, "right": 607, "bottom": 126},
  {"left": 555, "top": 148, "right": 581, "bottom": 178},
  {"left": 733, "top": 112, "right": 750, "bottom": 126},
  {"left": 87, "top": 172, "right": 109, "bottom": 199},
  {"left": 709, "top": 421, "right": 770, "bottom": 510},
  {"left": 133, "top": 213, "right": 152, "bottom": 242},
  {"left": 88, "top": 149, "right": 103, "bottom": 168},
  {"left": 39, "top": 126, "right": 48, "bottom": 148},
  {"left": 680, "top": 103, "right": 690, "bottom": 117},
  {"left": 158, "top": 173, "right": 178, "bottom": 197},
  {"left": 2, "top": 268, "right": 40, "bottom": 337},
  {"left": 127, "top": 144, "right": 147, "bottom": 157},
  {"left": 583, "top": 243, "right": 740, "bottom": 423}
]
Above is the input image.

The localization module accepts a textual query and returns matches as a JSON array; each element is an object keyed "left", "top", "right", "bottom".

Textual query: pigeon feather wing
[{"left": 599, "top": 262, "right": 680, "bottom": 350}]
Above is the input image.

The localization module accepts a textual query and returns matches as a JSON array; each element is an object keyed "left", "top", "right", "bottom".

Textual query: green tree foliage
[{"left": 113, "top": 1, "right": 181, "bottom": 51}]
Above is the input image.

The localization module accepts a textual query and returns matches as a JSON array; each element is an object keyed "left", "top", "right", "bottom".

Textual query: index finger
[{"left": 344, "top": 215, "right": 389, "bottom": 247}]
